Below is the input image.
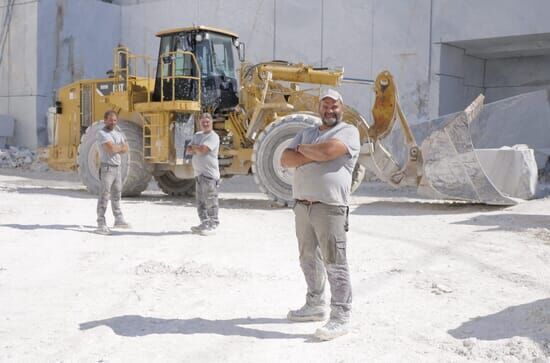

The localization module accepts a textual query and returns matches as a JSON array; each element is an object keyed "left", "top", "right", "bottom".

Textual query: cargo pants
[
  {"left": 97, "top": 163, "right": 123, "bottom": 226},
  {"left": 195, "top": 174, "right": 220, "bottom": 228},
  {"left": 293, "top": 202, "right": 352, "bottom": 322}
]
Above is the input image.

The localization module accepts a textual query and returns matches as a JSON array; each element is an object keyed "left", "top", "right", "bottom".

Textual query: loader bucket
[
  {"left": 417, "top": 96, "right": 517, "bottom": 205},
  {"left": 360, "top": 93, "right": 519, "bottom": 205}
]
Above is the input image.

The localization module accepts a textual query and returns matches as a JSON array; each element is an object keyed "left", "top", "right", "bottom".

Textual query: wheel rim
[{"left": 272, "top": 138, "right": 294, "bottom": 186}]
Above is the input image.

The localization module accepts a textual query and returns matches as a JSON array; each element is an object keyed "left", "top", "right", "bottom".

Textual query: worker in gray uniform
[
  {"left": 281, "top": 89, "right": 360, "bottom": 340},
  {"left": 186, "top": 112, "right": 220, "bottom": 236},
  {"left": 96, "top": 110, "right": 130, "bottom": 235}
]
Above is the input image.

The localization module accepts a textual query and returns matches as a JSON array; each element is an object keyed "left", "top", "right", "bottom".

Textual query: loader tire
[
  {"left": 351, "top": 163, "right": 366, "bottom": 193},
  {"left": 252, "top": 113, "right": 320, "bottom": 206},
  {"left": 77, "top": 121, "right": 152, "bottom": 197},
  {"left": 154, "top": 171, "right": 195, "bottom": 197},
  {"left": 252, "top": 113, "right": 367, "bottom": 206}
]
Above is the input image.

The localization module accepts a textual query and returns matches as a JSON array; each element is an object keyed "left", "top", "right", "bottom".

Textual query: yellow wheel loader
[{"left": 48, "top": 25, "right": 516, "bottom": 206}]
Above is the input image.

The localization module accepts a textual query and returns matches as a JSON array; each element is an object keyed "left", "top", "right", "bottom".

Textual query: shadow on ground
[
  {"left": 80, "top": 315, "right": 310, "bottom": 340},
  {"left": 12, "top": 186, "right": 96, "bottom": 199},
  {"left": 452, "top": 214, "right": 550, "bottom": 232},
  {"left": 448, "top": 298, "right": 550, "bottom": 347},
  {"left": 352, "top": 200, "right": 503, "bottom": 216},
  {"left": 6, "top": 185, "right": 280, "bottom": 210},
  {"left": 0, "top": 224, "right": 190, "bottom": 236},
  {"left": 0, "top": 168, "right": 80, "bottom": 182},
  {"left": 128, "top": 195, "right": 281, "bottom": 210}
]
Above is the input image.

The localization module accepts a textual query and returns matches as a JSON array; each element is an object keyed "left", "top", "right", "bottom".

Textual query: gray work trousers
[
  {"left": 195, "top": 175, "right": 219, "bottom": 227},
  {"left": 97, "top": 164, "right": 123, "bottom": 226},
  {"left": 293, "top": 202, "right": 352, "bottom": 322}
]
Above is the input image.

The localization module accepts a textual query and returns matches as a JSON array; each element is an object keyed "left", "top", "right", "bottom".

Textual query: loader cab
[{"left": 152, "top": 26, "right": 242, "bottom": 112}]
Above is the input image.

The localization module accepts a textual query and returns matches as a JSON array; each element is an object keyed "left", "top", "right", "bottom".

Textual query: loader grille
[{"left": 80, "top": 84, "right": 92, "bottom": 128}]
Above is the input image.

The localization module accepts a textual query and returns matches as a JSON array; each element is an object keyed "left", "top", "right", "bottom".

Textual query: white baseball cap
[{"left": 320, "top": 88, "right": 343, "bottom": 103}]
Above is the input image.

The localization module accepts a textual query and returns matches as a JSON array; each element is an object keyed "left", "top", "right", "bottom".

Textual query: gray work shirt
[
  {"left": 287, "top": 122, "right": 360, "bottom": 206},
  {"left": 190, "top": 131, "right": 220, "bottom": 180},
  {"left": 97, "top": 127, "right": 126, "bottom": 166}
]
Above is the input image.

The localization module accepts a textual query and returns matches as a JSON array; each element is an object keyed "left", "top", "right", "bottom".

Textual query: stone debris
[
  {"left": 431, "top": 283, "right": 453, "bottom": 294},
  {"left": 0, "top": 146, "right": 35, "bottom": 168},
  {"left": 453, "top": 336, "right": 547, "bottom": 362},
  {"left": 0, "top": 146, "right": 50, "bottom": 171}
]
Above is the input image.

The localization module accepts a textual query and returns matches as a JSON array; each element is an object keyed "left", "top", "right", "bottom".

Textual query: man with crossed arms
[{"left": 281, "top": 89, "right": 360, "bottom": 340}]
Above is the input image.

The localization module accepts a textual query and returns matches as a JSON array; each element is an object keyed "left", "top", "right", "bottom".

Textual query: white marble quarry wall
[
  {"left": 0, "top": 0, "right": 38, "bottom": 147},
  {"left": 2, "top": 0, "right": 550, "bottom": 147},
  {"left": 432, "top": 0, "right": 550, "bottom": 43},
  {"left": 484, "top": 55, "right": 550, "bottom": 103},
  {"left": 0, "top": 0, "right": 120, "bottom": 148},
  {"left": 120, "top": 0, "right": 431, "bottom": 122},
  {"left": 430, "top": 0, "right": 550, "bottom": 116},
  {"left": 36, "top": 0, "right": 121, "bottom": 145}
]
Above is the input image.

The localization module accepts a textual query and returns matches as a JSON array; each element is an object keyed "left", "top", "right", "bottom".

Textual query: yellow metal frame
[
  {"left": 48, "top": 46, "right": 204, "bottom": 169},
  {"left": 48, "top": 83, "right": 82, "bottom": 170},
  {"left": 156, "top": 25, "right": 238, "bottom": 38},
  {"left": 142, "top": 112, "right": 171, "bottom": 162},
  {"left": 113, "top": 46, "right": 155, "bottom": 106},
  {"left": 47, "top": 27, "right": 375, "bottom": 180},
  {"left": 159, "top": 50, "right": 202, "bottom": 104},
  {"left": 138, "top": 50, "right": 202, "bottom": 164}
]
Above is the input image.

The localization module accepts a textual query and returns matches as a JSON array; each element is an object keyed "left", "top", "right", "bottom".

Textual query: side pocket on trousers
[{"left": 335, "top": 240, "right": 347, "bottom": 264}]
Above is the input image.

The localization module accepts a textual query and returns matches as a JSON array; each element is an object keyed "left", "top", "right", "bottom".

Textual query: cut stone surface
[
  {"left": 475, "top": 145, "right": 538, "bottom": 199},
  {"left": 386, "top": 89, "right": 550, "bottom": 171}
]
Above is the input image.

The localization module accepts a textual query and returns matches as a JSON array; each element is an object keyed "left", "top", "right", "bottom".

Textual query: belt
[
  {"left": 295, "top": 199, "right": 321, "bottom": 206},
  {"left": 197, "top": 174, "right": 216, "bottom": 180},
  {"left": 100, "top": 163, "right": 119, "bottom": 167}
]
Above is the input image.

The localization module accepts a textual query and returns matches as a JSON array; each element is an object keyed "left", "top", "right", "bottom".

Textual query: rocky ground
[{"left": 1, "top": 166, "right": 550, "bottom": 362}]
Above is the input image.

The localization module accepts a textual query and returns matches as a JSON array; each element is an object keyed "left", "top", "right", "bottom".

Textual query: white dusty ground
[{"left": 1, "top": 168, "right": 550, "bottom": 362}]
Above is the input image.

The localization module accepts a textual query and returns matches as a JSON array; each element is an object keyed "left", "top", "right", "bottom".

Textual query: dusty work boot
[
  {"left": 191, "top": 223, "right": 207, "bottom": 234},
  {"left": 113, "top": 217, "right": 131, "bottom": 229},
  {"left": 95, "top": 224, "right": 111, "bottom": 235},
  {"left": 191, "top": 222, "right": 215, "bottom": 235},
  {"left": 198, "top": 225, "right": 216, "bottom": 236},
  {"left": 314, "top": 319, "right": 350, "bottom": 340},
  {"left": 287, "top": 304, "right": 327, "bottom": 322}
]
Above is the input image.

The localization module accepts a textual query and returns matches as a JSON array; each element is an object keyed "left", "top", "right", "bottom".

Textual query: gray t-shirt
[
  {"left": 287, "top": 122, "right": 360, "bottom": 206},
  {"left": 97, "top": 127, "right": 126, "bottom": 166},
  {"left": 190, "top": 131, "right": 220, "bottom": 179}
]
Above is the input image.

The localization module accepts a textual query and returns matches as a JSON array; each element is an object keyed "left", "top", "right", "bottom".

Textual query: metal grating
[{"left": 80, "top": 84, "right": 93, "bottom": 127}]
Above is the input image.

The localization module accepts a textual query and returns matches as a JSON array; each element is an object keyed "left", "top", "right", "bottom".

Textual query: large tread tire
[
  {"left": 252, "top": 113, "right": 366, "bottom": 206},
  {"left": 252, "top": 113, "right": 320, "bottom": 206},
  {"left": 77, "top": 121, "right": 152, "bottom": 197},
  {"left": 351, "top": 163, "right": 366, "bottom": 193},
  {"left": 154, "top": 171, "right": 195, "bottom": 197}
]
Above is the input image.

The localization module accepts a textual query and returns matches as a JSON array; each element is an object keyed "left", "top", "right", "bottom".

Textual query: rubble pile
[{"left": 0, "top": 146, "right": 36, "bottom": 168}]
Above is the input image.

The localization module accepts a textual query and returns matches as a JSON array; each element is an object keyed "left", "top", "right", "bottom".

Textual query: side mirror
[{"left": 238, "top": 43, "right": 246, "bottom": 62}]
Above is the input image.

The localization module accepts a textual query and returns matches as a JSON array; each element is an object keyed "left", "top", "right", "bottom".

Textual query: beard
[{"left": 321, "top": 113, "right": 342, "bottom": 127}]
